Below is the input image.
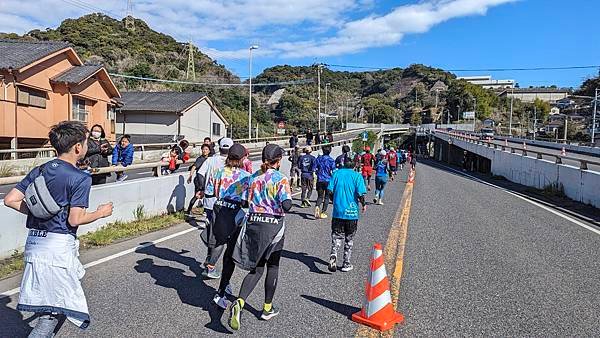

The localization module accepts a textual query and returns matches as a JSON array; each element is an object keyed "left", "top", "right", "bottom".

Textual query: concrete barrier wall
[
  {"left": 437, "top": 134, "right": 600, "bottom": 209},
  {"left": 0, "top": 145, "right": 344, "bottom": 259}
]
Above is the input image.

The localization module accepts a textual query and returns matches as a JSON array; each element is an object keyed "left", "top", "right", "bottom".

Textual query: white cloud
[
  {"left": 0, "top": 0, "right": 516, "bottom": 60},
  {"left": 273, "top": 0, "right": 518, "bottom": 58}
]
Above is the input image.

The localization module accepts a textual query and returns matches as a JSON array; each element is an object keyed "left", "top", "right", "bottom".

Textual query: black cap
[
  {"left": 228, "top": 143, "right": 246, "bottom": 160},
  {"left": 262, "top": 144, "right": 284, "bottom": 162}
]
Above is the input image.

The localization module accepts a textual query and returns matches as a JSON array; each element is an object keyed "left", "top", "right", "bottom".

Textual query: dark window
[{"left": 212, "top": 123, "right": 221, "bottom": 136}]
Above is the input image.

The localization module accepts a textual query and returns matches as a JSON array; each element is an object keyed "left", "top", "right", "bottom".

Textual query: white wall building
[
  {"left": 498, "top": 88, "right": 571, "bottom": 103},
  {"left": 117, "top": 92, "right": 229, "bottom": 143},
  {"left": 457, "top": 75, "right": 515, "bottom": 89}
]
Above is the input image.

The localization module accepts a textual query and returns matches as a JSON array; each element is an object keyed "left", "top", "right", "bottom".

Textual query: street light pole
[
  {"left": 248, "top": 45, "right": 258, "bottom": 139},
  {"left": 473, "top": 97, "right": 477, "bottom": 130},
  {"left": 325, "top": 83, "right": 330, "bottom": 132},
  {"left": 317, "top": 64, "right": 323, "bottom": 132},
  {"left": 592, "top": 88, "right": 598, "bottom": 145},
  {"left": 509, "top": 88, "right": 514, "bottom": 136}
]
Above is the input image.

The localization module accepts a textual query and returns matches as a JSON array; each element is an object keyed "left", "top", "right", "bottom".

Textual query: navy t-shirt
[{"left": 16, "top": 159, "right": 92, "bottom": 236}]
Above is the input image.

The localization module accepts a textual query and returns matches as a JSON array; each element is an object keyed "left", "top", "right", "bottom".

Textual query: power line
[
  {"left": 324, "top": 63, "right": 600, "bottom": 72},
  {"left": 109, "top": 73, "right": 314, "bottom": 87},
  {"left": 59, "top": 0, "right": 121, "bottom": 18}
]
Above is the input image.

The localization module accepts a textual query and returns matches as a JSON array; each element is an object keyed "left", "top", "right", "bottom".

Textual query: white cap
[
  {"left": 219, "top": 137, "right": 234, "bottom": 150},
  {"left": 379, "top": 150, "right": 387, "bottom": 156}
]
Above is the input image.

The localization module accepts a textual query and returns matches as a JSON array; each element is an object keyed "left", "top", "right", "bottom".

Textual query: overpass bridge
[{"left": 1, "top": 124, "right": 599, "bottom": 336}]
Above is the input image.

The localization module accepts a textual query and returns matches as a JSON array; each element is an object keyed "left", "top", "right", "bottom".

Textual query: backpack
[{"left": 24, "top": 164, "right": 63, "bottom": 220}]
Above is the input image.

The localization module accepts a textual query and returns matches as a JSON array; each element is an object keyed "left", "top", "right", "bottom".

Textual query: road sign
[
  {"left": 277, "top": 121, "right": 285, "bottom": 135},
  {"left": 361, "top": 131, "right": 368, "bottom": 141},
  {"left": 463, "top": 111, "right": 475, "bottom": 119}
]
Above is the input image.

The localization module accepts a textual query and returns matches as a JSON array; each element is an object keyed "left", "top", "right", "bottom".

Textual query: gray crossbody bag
[{"left": 24, "top": 164, "right": 63, "bottom": 220}]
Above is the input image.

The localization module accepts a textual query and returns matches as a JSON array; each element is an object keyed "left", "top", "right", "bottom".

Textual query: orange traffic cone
[
  {"left": 407, "top": 169, "right": 415, "bottom": 184},
  {"left": 561, "top": 147, "right": 566, "bottom": 156},
  {"left": 352, "top": 243, "right": 404, "bottom": 331}
]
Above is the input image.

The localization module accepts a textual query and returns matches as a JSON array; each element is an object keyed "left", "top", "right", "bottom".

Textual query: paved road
[
  {"left": 2, "top": 159, "right": 600, "bottom": 336},
  {"left": 396, "top": 160, "right": 600, "bottom": 336}
]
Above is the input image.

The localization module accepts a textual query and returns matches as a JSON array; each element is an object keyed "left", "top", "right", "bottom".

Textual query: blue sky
[{"left": 1, "top": 0, "right": 598, "bottom": 88}]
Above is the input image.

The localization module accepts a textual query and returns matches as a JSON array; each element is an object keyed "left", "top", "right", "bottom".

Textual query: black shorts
[{"left": 331, "top": 218, "right": 358, "bottom": 234}]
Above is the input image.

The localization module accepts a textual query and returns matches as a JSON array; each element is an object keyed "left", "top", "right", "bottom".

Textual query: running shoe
[
  {"left": 341, "top": 262, "right": 354, "bottom": 272},
  {"left": 373, "top": 198, "right": 378, "bottom": 204},
  {"left": 229, "top": 299, "right": 243, "bottom": 330},
  {"left": 260, "top": 306, "right": 280, "bottom": 320},
  {"left": 213, "top": 294, "right": 229, "bottom": 309},
  {"left": 305, "top": 200, "right": 312, "bottom": 207},
  {"left": 314, "top": 206, "right": 321, "bottom": 219},
  {"left": 202, "top": 266, "right": 221, "bottom": 279},
  {"left": 377, "top": 200, "right": 384, "bottom": 206},
  {"left": 320, "top": 213, "right": 328, "bottom": 219},
  {"left": 116, "top": 174, "right": 128, "bottom": 182},
  {"left": 328, "top": 255, "right": 337, "bottom": 272}
]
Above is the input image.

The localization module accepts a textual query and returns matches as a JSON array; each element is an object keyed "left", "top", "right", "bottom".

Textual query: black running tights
[{"left": 238, "top": 250, "right": 282, "bottom": 304}]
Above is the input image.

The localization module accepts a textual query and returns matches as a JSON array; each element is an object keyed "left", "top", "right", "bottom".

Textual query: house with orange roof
[{"left": 0, "top": 39, "right": 121, "bottom": 154}]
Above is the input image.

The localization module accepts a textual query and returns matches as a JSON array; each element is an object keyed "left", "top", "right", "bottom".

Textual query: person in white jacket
[{"left": 4, "top": 121, "right": 113, "bottom": 335}]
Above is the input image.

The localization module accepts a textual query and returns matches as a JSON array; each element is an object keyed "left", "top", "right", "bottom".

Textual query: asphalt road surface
[{"left": 2, "top": 160, "right": 600, "bottom": 336}]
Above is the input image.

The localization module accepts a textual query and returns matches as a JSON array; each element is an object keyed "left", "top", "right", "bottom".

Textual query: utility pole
[
  {"left": 509, "top": 88, "right": 514, "bottom": 136},
  {"left": 447, "top": 108, "right": 450, "bottom": 124},
  {"left": 125, "top": 0, "right": 135, "bottom": 31},
  {"left": 533, "top": 106, "right": 537, "bottom": 141},
  {"left": 248, "top": 45, "right": 259, "bottom": 139},
  {"left": 325, "top": 83, "right": 330, "bottom": 132},
  {"left": 185, "top": 40, "right": 195, "bottom": 80},
  {"left": 564, "top": 116, "right": 568, "bottom": 143},
  {"left": 592, "top": 88, "right": 598, "bottom": 145},
  {"left": 317, "top": 64, "right": 323, "bottom": 132}
]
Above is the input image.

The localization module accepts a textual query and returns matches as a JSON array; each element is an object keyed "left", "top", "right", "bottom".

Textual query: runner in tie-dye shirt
[
  {"left": 229, "top": 144, "right": 292, "bottom": 330},
  {"left": 205, "top": 166, "right": 251, "bottom": 202},
  {"left": 205, "top": 144, "right": 252, "bottom": 309},
  {"left": 247, "top": 167, "right": 292, "bottom": 216}
]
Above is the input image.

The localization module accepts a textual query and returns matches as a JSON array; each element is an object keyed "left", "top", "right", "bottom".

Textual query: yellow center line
[{"left": 355, "top": 174, "right": 415, "bottom": 338}]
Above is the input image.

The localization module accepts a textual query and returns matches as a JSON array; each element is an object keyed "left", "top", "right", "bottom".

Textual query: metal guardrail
[
  {"left": 0, "top": 135, "right": 357, "bottom": 186},
  {"left": 434, "top": 130, "right": 600, "bottom": 170},
  {"left": 0, "top": 129, "right": 367, "bottom": 160}
]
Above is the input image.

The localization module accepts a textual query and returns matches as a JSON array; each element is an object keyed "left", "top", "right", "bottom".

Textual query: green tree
[
  {"left": 410, "top": 108, "right": 422, "bottom": 125},
  {"left": 533, "top": 98, "right": 551, "bottom": 122}
]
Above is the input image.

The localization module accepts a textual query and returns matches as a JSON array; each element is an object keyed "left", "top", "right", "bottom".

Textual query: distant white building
[
  {"left": 457, "top": 75, "right": 515, "bottom": 89},
  {"left": 117, "top": 92, "right": 229, "bottom": 144},
  {"left": 498, "top": 88, "right": 571, "bottom": 103}
]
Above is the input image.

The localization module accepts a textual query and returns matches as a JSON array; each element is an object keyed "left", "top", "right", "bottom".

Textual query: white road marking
[
  {"left": 1, "top": 191, "right": 302, "bottom": 298},
  {"left": 439, "top": 164, "right": 600, "bottom": 236}
]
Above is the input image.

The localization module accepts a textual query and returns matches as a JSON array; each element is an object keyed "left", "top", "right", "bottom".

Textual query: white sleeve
[{"left": 197, "top": 157, "right": 210, "bottom": 177}]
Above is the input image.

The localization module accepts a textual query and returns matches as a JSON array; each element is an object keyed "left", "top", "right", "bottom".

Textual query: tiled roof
[
  {"left": 120, "top": 92, "right": 207, "bottom": 113},
  {"left": 0, "top": 39, "right": 71, "bottom": 70},
  {"left": 51, "top": 64, "right": 103, "bottom": 84}
]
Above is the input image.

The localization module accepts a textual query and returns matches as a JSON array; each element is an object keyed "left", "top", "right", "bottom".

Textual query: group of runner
[{"left": 5, "top": 122, "right": 411, "bottom": 335}]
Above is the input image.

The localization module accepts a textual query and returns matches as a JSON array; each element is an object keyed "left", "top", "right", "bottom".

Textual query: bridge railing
[
  {"left": 0, "top": 136, "right": 356, "bottom": 186},
  {"left": 435, "top": 130, "right": 600, "bottom": 171}
]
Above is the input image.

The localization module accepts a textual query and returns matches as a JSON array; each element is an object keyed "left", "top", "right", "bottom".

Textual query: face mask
[{"left": 91, "top": 131, "right": 101, "bottom": 139}]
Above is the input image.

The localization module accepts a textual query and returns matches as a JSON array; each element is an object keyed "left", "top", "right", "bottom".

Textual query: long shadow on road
[
  {"left": 134, "top": 244, "right": 231, "bottom": 334},
  {"left": 281, "top": 250, "right": 331, "bottom": 275},
  {"left": 300, "top": 294, "right": 360, "bottom": 318}
]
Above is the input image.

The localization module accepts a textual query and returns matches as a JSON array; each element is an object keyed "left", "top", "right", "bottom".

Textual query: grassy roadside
[{"left": 0, "top": 211, "right": 189, "bottom": 280}]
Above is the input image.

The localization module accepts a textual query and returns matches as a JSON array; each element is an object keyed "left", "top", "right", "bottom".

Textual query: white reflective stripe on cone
[
  {"left": 370, "top": 264, "right": 387, "bottom": 287},
  {"left": 373, "top": 249, "right": 382, "bottom": 260},
  {"left": 366, "top": 290, "right": 392, "bottom": 318}
]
